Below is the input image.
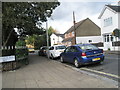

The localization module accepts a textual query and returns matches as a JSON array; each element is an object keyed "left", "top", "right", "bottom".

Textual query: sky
[{"left": 42, "top": 0, "right": 119, "bottom": 34}]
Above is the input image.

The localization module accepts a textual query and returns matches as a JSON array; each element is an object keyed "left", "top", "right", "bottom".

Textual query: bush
[{"left": 15, "top": 40, "right": 28, "bottom": 60}]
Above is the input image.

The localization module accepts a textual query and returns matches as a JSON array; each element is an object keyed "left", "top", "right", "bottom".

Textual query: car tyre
[
  {"left": 51, "top": 54, "right": 54, "bottom": 60},
  {"left": 60, "top": 56, "right": 64, "bottom": 63},
  {"left": 74, "top": 59, "right": 80, "bottom": 68},
  {"left": 99, "top": 61, "right": 104, "bottom": 65}
]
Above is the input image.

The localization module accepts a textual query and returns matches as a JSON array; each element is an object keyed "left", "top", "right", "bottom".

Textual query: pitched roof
[
  {"left": 64, "top": 18, "right": 88, "bottom": 34},
  {"left": 98, "top": 4, "right": 120, "bottom": 19},
  {"left": 107, "top": 5, "right": 120, "bottom": 12},
  {"left": 62, "top": 37, "right": 74, "bottom": 42},
  {"left": 54, "top": 33, "right": 64, "bottom": 38}
]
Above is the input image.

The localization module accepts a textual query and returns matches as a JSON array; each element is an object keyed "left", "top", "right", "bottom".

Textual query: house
[
  {"left": 62, "top": 18, "right": 103, "bottom": 47},
  {"left": 98, "top": 1, "right": 120, "bottom": 51},
  {"left": 50, "top": 33, "right": 64, "bottom": 46}
]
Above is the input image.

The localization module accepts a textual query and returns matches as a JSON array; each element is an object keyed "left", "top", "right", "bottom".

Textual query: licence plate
[{"left": 92, "top": 58, "right": 100, "bottom": 61}]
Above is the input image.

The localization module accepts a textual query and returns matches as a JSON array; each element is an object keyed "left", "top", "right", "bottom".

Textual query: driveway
[{"left": 2, "top": 53, "right": 118, "bottom": 88}]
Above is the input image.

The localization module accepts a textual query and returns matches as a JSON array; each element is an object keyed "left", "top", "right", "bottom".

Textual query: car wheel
[
  {"left": 99, "top": 61, "right": 104, "bottom": 65},
  {"left": 60, "top": 56, "right": 64, "bottom": 63},
  {"left": 74, "top": 59, "right": 80, "bottom": 68},
  {"left": 51, "top": 54, "right": 54, "bottom": 60}
]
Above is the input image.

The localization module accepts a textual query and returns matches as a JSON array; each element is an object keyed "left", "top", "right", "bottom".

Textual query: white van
[{"left": 47, "top": 45, "right": 66, "bottom": 59}]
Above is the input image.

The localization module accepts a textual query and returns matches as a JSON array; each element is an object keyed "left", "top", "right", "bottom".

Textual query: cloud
[{"left": 43, "top": 1, "right": 117, "bottom": 34}]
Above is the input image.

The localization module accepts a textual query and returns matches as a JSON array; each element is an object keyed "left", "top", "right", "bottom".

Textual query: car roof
[
  {"left": 73, "top": 44, "right": 92, "bottom": 47},
  {"left": 52, "top": 45, "right": 66, "bottom": 47}
]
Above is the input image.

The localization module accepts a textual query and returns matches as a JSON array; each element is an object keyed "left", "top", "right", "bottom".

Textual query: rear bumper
[{"left": 79, "top": 55, "right": 104, "bottom": 65}]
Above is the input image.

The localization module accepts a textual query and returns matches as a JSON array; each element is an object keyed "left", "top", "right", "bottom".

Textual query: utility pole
[
  {"left": 0, "top": 1, "right": 2, "bottom": 57},
  {"left": 73, "top": 11, "right": 76, "bottom": 44},
  {"left": 46, "top": 21, "right": 49, "bottom": 49}
]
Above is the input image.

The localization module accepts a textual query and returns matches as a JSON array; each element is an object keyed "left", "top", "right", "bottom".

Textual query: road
[
  {"left": 56, "top": 53, "right": 119, "bottom": 81},
  {"left": 79, "top": 53, "right": 119, "bottom": 81},
  {"left": 36, "top": 49, "right": 119, "bottom": 81}
]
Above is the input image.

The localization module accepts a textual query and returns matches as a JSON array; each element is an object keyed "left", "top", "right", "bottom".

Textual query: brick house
[{"left": 62, "top": 18, "right": 103, "bottom": 47}]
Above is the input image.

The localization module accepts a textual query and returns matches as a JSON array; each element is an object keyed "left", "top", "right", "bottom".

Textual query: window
[
  {"left": 72, "top": 31, "right": 75, "bottom": 36},
  {"left": 65, "top": 47, "right": 71, "bottom": 53},
  {"left": 79, "top": 45, "right": 98, "bottom": 50},
  {"left": 49, "top": 47, "right": 54, "bottom": 50},
  {"left": 104, "top": 17, "right": 112, "bottom": 27},
  {"left": 107, "top": 35, "right": 109, "bottom": 42},
  {"left": 104, "top": 35, "right": 107, "bottom": 42},
  {"left": 71, "top": 46, "right": 78, "bottom": 52},
  {"left": 55, "top": 46, "right": 66, "bottom": 50},
  {"left": 110, "top": 35, "right": 113, "bottom": 42}
]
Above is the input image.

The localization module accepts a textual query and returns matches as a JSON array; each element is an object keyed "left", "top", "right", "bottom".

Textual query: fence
[{"left": 1, "top": 46, "right": 29, "bottom": 71}]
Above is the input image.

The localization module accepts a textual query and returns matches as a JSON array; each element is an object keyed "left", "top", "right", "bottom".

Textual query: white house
[
  {"left": 50, "top": 33, "right": 64, "bottom": 46},
  {"left": 98, "top": 2, "right": 120, "bottom": 51}
]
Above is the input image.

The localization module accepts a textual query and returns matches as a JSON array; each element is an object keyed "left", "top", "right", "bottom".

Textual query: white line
[{"left": 80, "top": 68, "right": 120, "bottom": 79}]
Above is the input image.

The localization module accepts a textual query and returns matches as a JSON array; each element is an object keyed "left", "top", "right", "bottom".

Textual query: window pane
[
  {"left": 79, "top": 45, "right": 98, "bottom": 50},
  {"left": 111, "top": 35, "right": 113, "bottom": 41},
  {"left": 107, "top": 35, "right": 109, "bottom": 42}
]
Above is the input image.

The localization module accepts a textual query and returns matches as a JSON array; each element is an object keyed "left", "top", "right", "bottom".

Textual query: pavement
[
  {"left": 2, "top": 53, "right": 118, "bottom": 88},
  {"left": 104, "top": 51, "right": 120, "bottom": 55}
]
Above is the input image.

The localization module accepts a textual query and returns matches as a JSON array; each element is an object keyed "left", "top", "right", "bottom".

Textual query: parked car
[
  {"left": 60, "top": 44, "right": 104, "bottom": 68},
  {"left": 47, "top": 45, "right": 66, "bottom": 59},
  {"left": 28, "top": 48, "right": 35, "bottom": 53},
  {"left": 38, "top": 46, "right": 48, "bottom": 56}
]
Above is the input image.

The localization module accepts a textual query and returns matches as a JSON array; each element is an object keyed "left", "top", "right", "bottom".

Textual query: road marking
[{"left": 80, "top": 68, "right": 120, "bottom": 79}]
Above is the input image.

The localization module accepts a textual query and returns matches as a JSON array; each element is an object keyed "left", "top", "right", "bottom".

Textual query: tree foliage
[
  {"left": 2, "top": 2, "right": 60, "bottom": 46},
  {"left": 25, "top": 26, "right": 59, "bottom": 49}
]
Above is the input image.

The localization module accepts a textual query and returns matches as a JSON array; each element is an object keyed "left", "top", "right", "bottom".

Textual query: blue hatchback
[{"left": 60, "top": 44, "right": 104, "bottom": 68}]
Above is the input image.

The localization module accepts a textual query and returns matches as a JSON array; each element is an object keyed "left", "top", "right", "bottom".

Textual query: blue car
[{"left": 60, "top": 44, "right": 104, "bottom": 68}]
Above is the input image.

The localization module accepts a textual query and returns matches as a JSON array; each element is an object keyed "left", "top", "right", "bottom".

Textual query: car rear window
[
  {"left": 56, "top": 46, "right": 66, "bottom": 50},
  {"left": 79, "top": 45, "right": 98, "bottom": 50}
]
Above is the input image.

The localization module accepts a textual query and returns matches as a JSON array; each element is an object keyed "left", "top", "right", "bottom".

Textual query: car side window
[
  {"left": 65, "top": 47, "right": 71, "bottom": 53},
  {"left": 73, "top": 47, "right": 78, "bottom": 52},
  {"left": 70, "top": 46, "right": 78, "bottom": 52},
  {"left": 49, "top": 47, "right": 54, "bottom": 50}
]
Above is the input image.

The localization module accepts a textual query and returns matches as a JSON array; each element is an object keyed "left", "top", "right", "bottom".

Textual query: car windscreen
[
  {"left": 56, "top": 46, "right": 66, "bottom": 50},
  {"left": 79, "top": 45, "right": 98, "bottom": 50}
]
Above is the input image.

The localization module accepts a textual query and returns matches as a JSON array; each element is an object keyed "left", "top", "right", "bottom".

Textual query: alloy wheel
[
  {"left": 74, "top": 59, "right": 79, "bottom": 68},
  {"left": 60, "top": 56, "right": 64, "bottom": 63}
]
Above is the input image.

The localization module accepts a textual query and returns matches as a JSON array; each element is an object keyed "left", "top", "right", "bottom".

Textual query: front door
[{"left": 104, "top": 34, "right": 113, "bottom": 50}]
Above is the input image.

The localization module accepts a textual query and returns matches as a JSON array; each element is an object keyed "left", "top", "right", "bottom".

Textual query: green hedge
[
  {"left": 15, "top": 40, "right": 28, "bottom": 60},
  {"left": 15, "top": 48, "right": 28, "bottom": 60}
]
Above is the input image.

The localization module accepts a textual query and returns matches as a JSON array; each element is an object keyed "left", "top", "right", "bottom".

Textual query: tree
[
  {"left": 25, "top": 26, "right": 59, "bottom": 49},
  {"left": 2, "top": 2, "right": 60, "bottom": 46},
  {"left": 48, "top": 26, "right": 59, "bottom": 35}
]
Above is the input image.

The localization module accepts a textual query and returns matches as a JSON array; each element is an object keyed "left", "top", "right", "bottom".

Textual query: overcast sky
[{"left": 42, "top": 0, "right": 118, "bottom": 34}]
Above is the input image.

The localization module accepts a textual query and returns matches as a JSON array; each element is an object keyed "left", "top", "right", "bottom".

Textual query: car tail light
[{"left": 81, "top": 52, "right": 86, "bottom": 58}]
